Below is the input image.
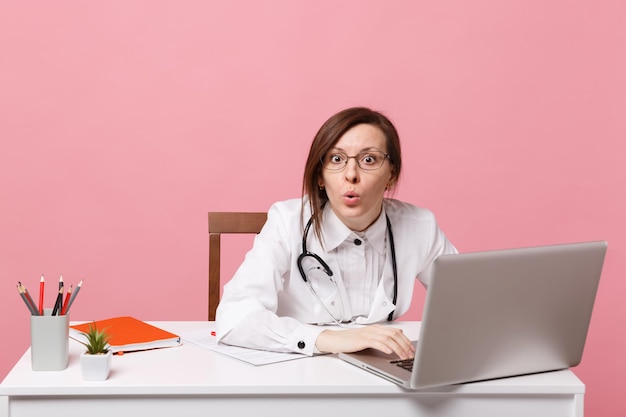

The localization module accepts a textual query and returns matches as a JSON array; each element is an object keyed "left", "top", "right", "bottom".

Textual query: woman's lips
[{"left": 342, "top": 192, "right": 360, "bottom": 205}]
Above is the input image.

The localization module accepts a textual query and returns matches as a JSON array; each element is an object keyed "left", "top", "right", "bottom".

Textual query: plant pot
[{"left": 80, "top": 350, "right": 112, "bottom": 381}]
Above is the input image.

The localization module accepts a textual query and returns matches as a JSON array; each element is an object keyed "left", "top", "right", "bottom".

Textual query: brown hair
[{"left": 301, "top": 107, "right": 402, "bottom": 241}]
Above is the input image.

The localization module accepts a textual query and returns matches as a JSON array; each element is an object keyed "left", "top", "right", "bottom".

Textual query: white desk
[{"left": 0, "top": 321, "right": 585, "bottom": 417}]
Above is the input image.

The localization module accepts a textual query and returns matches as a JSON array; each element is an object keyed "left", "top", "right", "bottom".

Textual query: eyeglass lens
[{"left": 322, "top": 151, "right": 388, "bottom": 171}]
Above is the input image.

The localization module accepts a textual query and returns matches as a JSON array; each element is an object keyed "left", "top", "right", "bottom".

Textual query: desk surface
[
  {"left": 0, "top": 321, "right": 585, "bottom": 417},
  {"left": 1, "top": 321, "right": 584, "bottom": 395}
]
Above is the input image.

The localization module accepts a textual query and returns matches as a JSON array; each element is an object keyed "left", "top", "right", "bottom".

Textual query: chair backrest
[{"left": 208, "top": 212, "right": 267, "bottom": 321}]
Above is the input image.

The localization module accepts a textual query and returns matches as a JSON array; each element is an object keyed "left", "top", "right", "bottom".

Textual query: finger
[
  {"left": 370, "top": 328, "right": 414, "bottom": 359},
  {"left": 386, "top": 329, "right": 414, "bottom": 359}
]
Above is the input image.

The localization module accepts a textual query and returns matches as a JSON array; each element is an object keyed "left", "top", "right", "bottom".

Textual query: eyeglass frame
[{"left": 320, "top": 149, "right": 391, "bottom": 171}]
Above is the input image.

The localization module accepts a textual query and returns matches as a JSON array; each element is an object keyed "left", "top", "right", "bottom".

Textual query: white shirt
[{"left": 216, "top": 198, "right": 457, "bottom": 355}]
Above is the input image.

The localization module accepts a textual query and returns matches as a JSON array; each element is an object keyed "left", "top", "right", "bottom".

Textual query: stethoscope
[{"left": 296, "top": 214, "right": 398, "bottom": 325}]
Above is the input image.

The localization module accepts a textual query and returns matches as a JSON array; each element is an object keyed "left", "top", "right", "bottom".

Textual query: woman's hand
[{"left": 315, "top": 325, "right": 415, "bottom": 359}]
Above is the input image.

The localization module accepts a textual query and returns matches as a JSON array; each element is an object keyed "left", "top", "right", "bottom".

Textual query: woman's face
[{"left": 320, "top": 123, "right": 393, "bottom": 232}]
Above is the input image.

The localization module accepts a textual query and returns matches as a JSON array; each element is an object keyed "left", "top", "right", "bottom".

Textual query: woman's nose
[{"left": 344, "top": 159, "right": 360, "bottom": 183}]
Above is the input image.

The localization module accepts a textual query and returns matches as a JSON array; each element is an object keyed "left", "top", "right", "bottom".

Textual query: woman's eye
[
  {"left": 330, "top": 154, "right": 345, "bottom": 163},
  {"left": 361, "top": 154, "right": 376, "bottom": 164}
]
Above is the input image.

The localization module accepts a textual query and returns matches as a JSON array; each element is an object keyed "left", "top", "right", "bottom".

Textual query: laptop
[{"left": 339, "top": 241, "right": 607, "bottom": 389}]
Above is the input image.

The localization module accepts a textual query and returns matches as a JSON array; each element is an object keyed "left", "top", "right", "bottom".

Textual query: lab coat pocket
[
  {"left": 354, "top": 285, "right": 396, "bottom": 324},
  {"left": 305, "top": 267, "right": 344, "bottom": 322}
]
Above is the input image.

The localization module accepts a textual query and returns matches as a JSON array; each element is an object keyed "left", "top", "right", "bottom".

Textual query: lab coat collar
[{"left": 321, "top": 204, "right": 388, "bottom": 255}]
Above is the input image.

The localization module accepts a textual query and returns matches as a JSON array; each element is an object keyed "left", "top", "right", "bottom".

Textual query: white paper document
[{"left": 181, "top": 329, "right": 308, "bottom": 366}]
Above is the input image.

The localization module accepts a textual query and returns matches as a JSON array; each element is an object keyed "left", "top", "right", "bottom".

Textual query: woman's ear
[{"left": 385, "top": 176, "right": 396, "bottom": 192}]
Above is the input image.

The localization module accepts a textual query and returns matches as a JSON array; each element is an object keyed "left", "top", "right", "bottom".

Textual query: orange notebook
[{"left": 70, "top": 316, "right": 181, "bottom": 353}]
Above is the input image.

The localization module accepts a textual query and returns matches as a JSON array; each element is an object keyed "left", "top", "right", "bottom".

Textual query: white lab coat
[{"left": 216, "top": 198, "right": 457, "bottom": 355}]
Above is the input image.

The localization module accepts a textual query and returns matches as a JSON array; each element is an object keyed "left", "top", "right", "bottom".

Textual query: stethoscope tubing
[{"left": 297, "top": 214, "right": 398, "bottom": 322}]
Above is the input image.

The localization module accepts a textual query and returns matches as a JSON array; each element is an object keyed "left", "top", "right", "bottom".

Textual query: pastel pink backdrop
[{"left": 1, "top": 1, "right": 624, "bottom": 415}]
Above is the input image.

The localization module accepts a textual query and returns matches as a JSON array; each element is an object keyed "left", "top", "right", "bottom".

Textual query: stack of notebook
[{"left": 70, "top": 316, "right": 181, "bottom": 353}]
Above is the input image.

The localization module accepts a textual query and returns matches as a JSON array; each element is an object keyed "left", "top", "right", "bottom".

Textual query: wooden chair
[{"left": 208, "top": 212, "right": 267, "bottom": 321}]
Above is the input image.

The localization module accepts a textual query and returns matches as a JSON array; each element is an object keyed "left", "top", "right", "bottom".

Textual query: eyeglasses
[{"left": 321, "top": 150, "right": 390, "bottom": 171}]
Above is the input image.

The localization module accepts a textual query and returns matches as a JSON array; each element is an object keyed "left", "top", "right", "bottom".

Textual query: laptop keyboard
[{"left": 391, "top": 358, "right": 414, "bottom": 371}]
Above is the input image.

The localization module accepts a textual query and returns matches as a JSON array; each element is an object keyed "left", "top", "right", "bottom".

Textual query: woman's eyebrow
[{"left": 329, "top": 146, "right": 380, "bottom": 153}]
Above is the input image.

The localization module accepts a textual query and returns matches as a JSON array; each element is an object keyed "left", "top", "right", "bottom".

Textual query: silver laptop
[{"left": 339, "top": 241, "right": 607, "bottom": 389}]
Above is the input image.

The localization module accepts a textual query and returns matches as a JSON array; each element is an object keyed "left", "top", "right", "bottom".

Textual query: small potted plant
[{"left": 78, "top": 322, "right": 113, "bottom": 381}]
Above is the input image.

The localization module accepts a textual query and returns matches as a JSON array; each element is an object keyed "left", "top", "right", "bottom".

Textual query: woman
[{"left": 216, "top": 107, "right": 457, "bottom": 359}]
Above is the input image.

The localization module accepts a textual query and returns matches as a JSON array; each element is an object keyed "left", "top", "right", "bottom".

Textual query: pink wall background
[{"left": 1, "top": 1, "right": 624, "bottom": 415}]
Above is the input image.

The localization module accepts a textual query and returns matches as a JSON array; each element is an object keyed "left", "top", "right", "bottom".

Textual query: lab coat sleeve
[
  {"left": 416, "top": 210, "right": 458, "bottom": 288},
  {"left": 215, "top": 202, "right": 325, "bottom": 355}
]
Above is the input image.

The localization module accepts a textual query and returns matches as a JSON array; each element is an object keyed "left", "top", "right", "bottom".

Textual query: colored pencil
[
  {"left": 61, "top": 285, "right": 73, "bottom": 316},
  {"left": 38, "top": 275, "right": 45, "bottom": 316},
  {"left": 17, "top": 284, "right": 38, "bottom": 315},
  {"left": 51, "top": 287, "right": 63, "bottom": 316},
  {"left": 66, "top": 280, "right": 82, "bottom": 313},
  {"left": 19, "top": 282, "right": 39, "bottom": 315}
]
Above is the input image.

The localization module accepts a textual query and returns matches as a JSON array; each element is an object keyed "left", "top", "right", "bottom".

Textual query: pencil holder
[{"left": 30, "top": 309, "right": 69, "bottom": 371}]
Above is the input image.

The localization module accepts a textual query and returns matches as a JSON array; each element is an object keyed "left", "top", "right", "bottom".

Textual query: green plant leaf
[{"left": 79, "top": 321, "right": 112, "bottom": 354}]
